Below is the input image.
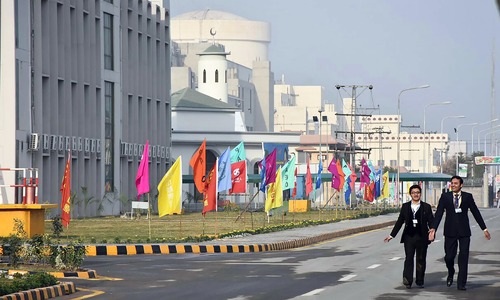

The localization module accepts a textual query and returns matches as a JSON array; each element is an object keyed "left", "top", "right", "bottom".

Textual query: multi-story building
[{"left": 0, "top": 0, "right": 172, "bottom": 217}]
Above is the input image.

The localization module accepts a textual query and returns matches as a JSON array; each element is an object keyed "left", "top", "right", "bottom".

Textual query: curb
[
  {"left": 0, "top": 281, "right": 76, "bottom": 300},
  {"left": 5, "top": 269, "right": 97, "bottom": 279},
  {"left": 85, "top": 221, "right": 394, "bottom": 256}
]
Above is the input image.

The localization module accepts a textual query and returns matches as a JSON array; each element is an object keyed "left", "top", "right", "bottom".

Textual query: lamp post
[
  {"left": 455, "top": 122, "right": 478, "bottom": 175},
  {"left": 484, "top": 128, "right": 500, "bottom": 154},
  {"left": 478, "top": 125, "right": 500, "bottom": 155},
  {"left": 318, "top": 107, "right": 325, "bottom": 206},
  {"left": 471, "top": 118, "right": 499, "bottom": 154},
  {"left": 423, "top": 101, "right": 452, "bottom": 173},
  {"left": 397, "top": 85, "right": 429, "bottom": 205},
  {"left": 440, "top": 115, "right": 466, "bottom": 174}
]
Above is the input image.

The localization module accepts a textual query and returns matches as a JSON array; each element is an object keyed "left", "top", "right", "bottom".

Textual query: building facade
[{"left": 0, "top": 0, "right": 172, "bottom": 217}]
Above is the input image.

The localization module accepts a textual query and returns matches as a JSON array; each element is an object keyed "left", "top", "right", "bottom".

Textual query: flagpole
[
  {"left": 235, "top": 190, "right": 259, "bottom": 222},
  {"left": 147, "top": 193, "right": 151, "bottom": 240}
]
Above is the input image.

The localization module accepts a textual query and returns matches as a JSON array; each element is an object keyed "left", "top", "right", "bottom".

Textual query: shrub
[
  {"left": 0, "top": 272, "right": 58, "bottom": 296},
  {"left": 51, "top": 216, "right": 63, "bottom": 238}
]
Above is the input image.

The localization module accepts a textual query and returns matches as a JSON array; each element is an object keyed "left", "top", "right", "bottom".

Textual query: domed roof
[{"left": 173, "top": 9, "right": 248, "bottom": 21}]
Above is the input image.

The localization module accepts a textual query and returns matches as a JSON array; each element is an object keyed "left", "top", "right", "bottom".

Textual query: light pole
[
  {"left": 479, "top": 125, "right": 500, "bottom": 155},
  {"left": 440, "top": 115, "right": 465, "bottom": 174},
  {"left": 472, "top": 118, "right": 499, "bottom": 154},
  {"left": 423, "top": 101, "right": 452, "bottom": 173},
  {"left": 455, "top": 122, "right": 478, "bottom": 175},
  {"left": 484, "top": 128, "right": 500, "bottom": 154},
  {"left": 318, "top": 107, "right": 325, "bottom": 206},
  {"left": 397, "top": 85, "right": 429, "bottom": 205}
]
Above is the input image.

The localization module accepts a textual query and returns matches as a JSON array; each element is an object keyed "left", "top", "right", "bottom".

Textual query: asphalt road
[{"left": 63, "top": 209, "right": 499, "bottom": 300}]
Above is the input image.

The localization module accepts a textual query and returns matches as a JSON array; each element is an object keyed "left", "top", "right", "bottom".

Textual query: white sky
[{"left": 170, "top": 0, "right": 500, "bottom": 149}]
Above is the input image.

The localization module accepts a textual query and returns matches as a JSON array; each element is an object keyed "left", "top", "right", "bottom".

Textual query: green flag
[
  {"left": 281, "top": 155, "right": 296, "bottom": 190},
  {"left": 230, "top": 142, "right": 246, "bottom": 163}
]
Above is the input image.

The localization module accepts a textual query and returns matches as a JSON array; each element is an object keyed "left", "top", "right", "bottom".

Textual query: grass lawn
[{"left": 43, "top": 207, "right": 392, "bottom": 244}]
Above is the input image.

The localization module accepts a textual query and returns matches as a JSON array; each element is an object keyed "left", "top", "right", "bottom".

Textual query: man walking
[{"left": 429, "top": 175, "right": 491, "bottom": 291}]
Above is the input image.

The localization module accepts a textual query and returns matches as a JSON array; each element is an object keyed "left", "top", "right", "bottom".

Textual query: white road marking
[
  {"left": 339, "top": 274, "right": 357, "bottom": 281},
  {"left": 301, "top": 288, "right": 325, "bottom": 296},
  {"left": 390, "top": 257, "right": 401, "bottom": 261},
  {"left": 367, "top": 264, "right": 381, "bottom": 269}
]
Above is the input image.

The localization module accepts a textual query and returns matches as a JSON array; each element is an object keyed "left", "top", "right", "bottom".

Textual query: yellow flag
[
  {"left": 265, "top": 167, "right": 283, "bottom": 212},
  {"left": 381, "top": 171, "right": 389, "bottom": 199},
  {"left": 158, "top": 156, "right": 182, "bottom": 217}
]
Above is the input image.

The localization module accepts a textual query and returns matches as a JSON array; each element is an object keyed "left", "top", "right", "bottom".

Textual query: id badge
[
  {"left": 413, "top": 219, "right": 418, "bottom": 227},
  {"left": 455, "top": 208, "right": 462, "bottom": 213}
]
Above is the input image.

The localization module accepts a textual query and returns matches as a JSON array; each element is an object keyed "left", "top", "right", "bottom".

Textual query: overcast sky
[{"left": 170, "top": 0, "right": 500, "bottom": 147}]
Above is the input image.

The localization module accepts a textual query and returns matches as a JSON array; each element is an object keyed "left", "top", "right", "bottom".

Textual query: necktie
[{"left": 454, "top": 194, "right": 459, "bottom": 208}]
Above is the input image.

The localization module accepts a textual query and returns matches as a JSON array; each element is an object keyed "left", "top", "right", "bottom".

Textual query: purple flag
[
  {"left": 135, "top": 140, "right": 150, "bottom": 198},
  {"left": 328, "top": 158, "right": 341, "bottom": 191},
  {"left": 259, "top": 148, "right": 277, "bottom": 192},
  {"left": 360, "top": 158, "right": 371, "bottom": 189}
]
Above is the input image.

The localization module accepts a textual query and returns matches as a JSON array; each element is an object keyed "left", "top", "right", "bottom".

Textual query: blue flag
[
  {"left": 315, "top": 161, "right": 323, "bottom": 189},
  {"left": 374, "top": 169, "right": 382, "bottom": 199},
  {"left": 217, "top": 147, "right": 232, "bottom": 192}
]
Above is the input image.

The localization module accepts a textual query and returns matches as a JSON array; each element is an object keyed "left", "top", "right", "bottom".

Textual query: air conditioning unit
[
  {"left": 65, "top": 136, "right": 71, "bottom": 150},
  {"left": 160, "top": 146, "right": 165, "bottom": 158},
  {"left": 51, "top": 135, "right": 58, "bottom": 150},
  {"left": 138, "top": 145, "right": 144, "bottom": 157},
  {"left": 42, "top": 134, "right": 50, "bottom": 150},
  {"left": 151, "top": 145, "right": 157, "bottom": 158},
  {"left": 58, "top": 136, "right": 65, "bottom": 151},
  {"left": 166, "top": 147, "right": 170, "bottom": 160},
  {"left": 96, "top": 139, "right": 101, "bottom": 153},
  {"left": 78, "top": 137, "right": 83, "bottom": 152},
  {"left": 84, "top": 138, "right": 90, "bottom": 152},
  {"left": 91, "top": 139, "right": 96, "bottom": 153},
  {"left": 133, "top": 144, "right": 138, "bottom": 157},
  {"left": 120, "top": 142, "right": 128, "bottom": 157},
  {"left": 71, "top": 137, "right": 77, "bottom": 151},
  {"left": 28, "top": 133, "right": 40, "bottom": 151}
]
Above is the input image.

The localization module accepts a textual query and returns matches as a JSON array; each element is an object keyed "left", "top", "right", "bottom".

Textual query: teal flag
[
  {"left": 281, "top": 156, "right": 296, "bottom": 190},
  {"left": 230, "top": 142, "right": 246, "bottom": 163},
  {"left": 341, "top": 159, "right": 352, "bottom": 190}
]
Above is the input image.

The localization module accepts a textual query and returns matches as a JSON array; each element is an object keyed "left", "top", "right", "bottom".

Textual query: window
[
  {"left": 203, "top": 69, "right": 206, "bottom": 83},
  {"left": 215, "top": 70, "right": 219, "bottom": 83},
  {"left": 103, "top": 13, "right": 114, "bottom": 70},
  {"left": 390, "top": 160, "right": 396, "bottom": 167},
  {"left": 104, "top": 81, "right": 114, "bottom": 192},
  {"left": 404, "top": 160, "right": 411, "bottom": 167},
  {"left": 377, "top": 160, "right": 384, "bottom": 167}
]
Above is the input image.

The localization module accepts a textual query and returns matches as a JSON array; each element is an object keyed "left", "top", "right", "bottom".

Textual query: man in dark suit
[
  {"left": 429, "top": 175, "right": 491, "bottom": 291},
  {"left": 384, "top": 184, "right": 434, "bottom": 289}
]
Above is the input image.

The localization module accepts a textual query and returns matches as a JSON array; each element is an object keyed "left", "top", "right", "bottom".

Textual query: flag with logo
[
  {"left": 364, "top": 181, "right": 375, "bottom": 202},
  {"left": 328, "top": 158, "right": 340, "bottom": 191},
  {"left": 158, "top": 156, "right": 182, "bottom": 217},
  {"left": 190, "top": 139, "right": 206, "bottom": 193},
  {"left": 374, "top": 169, "right": 382, "bottom": 199},
  {"left": 291, "top": 167, "right": 298, "bottom": 198},
  {"left": 202, "top": 163, "right": 217, "bottom": 215},
  {"left": 60, "top": 152, "right": 71, "bottom": 227},
  {"left": 230, "top": 141, "right": 246, "bottom": 163},
  {"left": 230, "top": 160, "right": 247, "bottom": 194},
  {"left": 265, "top": 167, "right": 283, "bottom": 212},
  {"left": 135, "top": 140, "right": 150, "bottom": 198},
  {"left": 217, "top": 147, "right": 232, "bottom": 192},
  {"left": 360, "top": 158, "right": 371, "bottom": 189},
  {"left": 315, "top": 160, "right": 323, "bottom": 190},
  {"left": 281, "top": 155, "right": 296, "bottom": 191},
  {"left": 259, "top": 148, "right": 277, "bottom": 192},
  {"left": 336, "top": 159, "right": 346, "bottom": 191}
]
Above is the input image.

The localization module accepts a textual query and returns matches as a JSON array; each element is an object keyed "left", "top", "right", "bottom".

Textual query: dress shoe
[
  {"left": 446, "top": 275, "right": 453, "bottom": 287},
  {"left": 416, "top": 283, "right": 424, "bottom": 288},
  {"left": 403, "top": 277, "right": 412, "bottom": 289},
  {"left": 457, "top": 286, "right": 467, "bottom": 291}
]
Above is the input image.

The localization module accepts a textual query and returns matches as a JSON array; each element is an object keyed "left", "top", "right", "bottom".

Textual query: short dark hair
[
  {"left": 409, "top": 184, "right": 421, "bottom": 194},
  {"left": 451, "top": 175, "right": 463, "bottom": 184}
]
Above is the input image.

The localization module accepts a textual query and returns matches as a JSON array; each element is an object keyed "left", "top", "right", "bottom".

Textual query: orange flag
[
  {"left": 190, "top": 139, "right": 206, "bottom": 193},
  {"left": 60, "top": 152, "right": 71, "bottom": 227},
  {"left": 202, "top": 164, "right": 217, "bottom": 215}
]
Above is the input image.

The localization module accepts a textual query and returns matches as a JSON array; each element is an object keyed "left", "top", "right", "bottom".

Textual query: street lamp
[
  {"left": 484, "top": 128, "right": 500, "bottom": 154},
  {"left": 397, "top": 85, "right": 429, "bottom": 205},
  {"left": 423, "top": 101, "right": 452, "bottom": 173},
  {"left": 478, "top": 125, "right": 500, "bottom": 155},
  {"left": 455, "top": 122, "right": 478, "bottom": 175},
  {"left": 440, "top": 115, "right": 465, "bottom": 173},
  {"left": 471, "top": 118, "right": 499, "bottom": 154},
  {"left": 316, "top": 107, "right": 325, "bottom": 206}
]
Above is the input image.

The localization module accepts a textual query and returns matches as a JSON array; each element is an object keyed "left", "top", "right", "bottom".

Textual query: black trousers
[
  {"left": 444, "top": 236, "right": 470, "bottom": 287},
  {"left": 403, "top": 234, "right": 428, "bottom": 285}
]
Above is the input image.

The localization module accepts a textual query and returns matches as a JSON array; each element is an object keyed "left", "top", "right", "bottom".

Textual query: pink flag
[
  {"left": 262, "top": 149, "right": 277, "bottom": 185},
  {"left": 135, "top": 140, "right": 150, "bottom": 198},
  {"left": 328, "top": 158, "right": 341, "bottom": 191},
  {"left": 360, "top": 158, "right": 371, "bottom": 189}
]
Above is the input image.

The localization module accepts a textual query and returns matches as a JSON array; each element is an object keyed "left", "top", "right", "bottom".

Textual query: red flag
[
  {"left": 230, "top": 161, "right": 246, "bottom": 194},
  {"left": 291, "top": 167, "right": 298, "bottom": 198},
  {"left": 190, "top": 139, "right": 207, "bottom": 193},
  {"left": 60, "top": 153, "right": 71, "bottom": 227},
  {"left": 305, "top": 159, "right": 313, "bottom": 196},
  {"left": 135, "top": 140, "right": 150, "bottom": 198},
  {"left": 202, "top": 164, "right": 217, "bottom": 215}
]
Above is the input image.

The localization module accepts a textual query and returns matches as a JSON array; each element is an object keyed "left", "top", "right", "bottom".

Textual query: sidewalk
[{"left": 85, "top": 213, "right": 398, "bottom": 256}]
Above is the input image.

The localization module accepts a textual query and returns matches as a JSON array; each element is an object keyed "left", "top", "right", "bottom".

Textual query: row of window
[{"left": 202, "top": 69, "right": 228, "bottom": 83}]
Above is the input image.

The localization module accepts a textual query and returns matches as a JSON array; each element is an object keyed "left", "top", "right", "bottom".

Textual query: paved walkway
[{"left": 85, "top": 213, "right": 398, "bottom": 256}]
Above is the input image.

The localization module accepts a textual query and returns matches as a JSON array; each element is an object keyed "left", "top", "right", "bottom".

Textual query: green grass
[{"left": 44, "top": 207, "right": 396, "bottom": 244}]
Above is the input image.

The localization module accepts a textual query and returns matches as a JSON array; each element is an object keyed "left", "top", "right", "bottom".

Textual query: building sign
[{"left": 474, "top": 156, "right": 500, "bottom": 165}]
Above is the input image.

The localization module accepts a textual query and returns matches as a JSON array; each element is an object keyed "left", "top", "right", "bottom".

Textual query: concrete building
[{"left": 0, "top": 0, "right": 172, "bottom": 217}]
